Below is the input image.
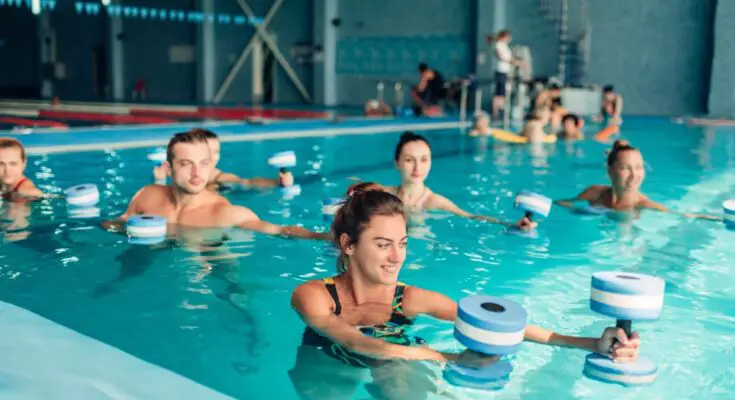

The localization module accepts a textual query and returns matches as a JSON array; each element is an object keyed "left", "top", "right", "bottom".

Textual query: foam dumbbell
[
  {"left": 723, "top": 200, "right": 735, "bottom": 230},
  {"left": 583, "top": 272, "right": 665, "bottom": 386},
  {"left": 322, "top": 198, "right": 343, "bottom": 222},
  {"left": 444, "top": 295, "right": 528, "bottom": 390},
  {"left": 514, "top": 190, "right": 552, "bottom": 221},
  {"left": 64, "top": 184, "right": 101, "bottom": 218},
  {"left": 147, "top": 147, "right": 167, "bottom": 163},
  {"left": 267, "top": 151, "right": 301, "bottom": 197},
  {"left": 507, "top": 191, "right": 551, "bottom": 238},
  {"left": 127, "top": 215, "right": 168, "bottom": 245}
]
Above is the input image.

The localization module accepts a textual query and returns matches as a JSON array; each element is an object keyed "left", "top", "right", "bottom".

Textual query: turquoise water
[{"left": 1, "top": 118, "right": 734, "bottom": 399}]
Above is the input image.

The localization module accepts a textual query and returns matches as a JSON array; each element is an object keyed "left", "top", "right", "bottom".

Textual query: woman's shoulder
[{"left": 292, "top": 279, "right": 332, "bottom": 311}]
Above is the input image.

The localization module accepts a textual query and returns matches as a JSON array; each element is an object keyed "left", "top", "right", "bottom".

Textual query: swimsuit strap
[
  {"left": 392, "top": 282, "right": 407, "bottom": 314},
  {"left": 11, "top": 178, "right": 28, "bottom": 193},
  {"left": 323, "top": 277, "right": 341, "bottom": 315}
]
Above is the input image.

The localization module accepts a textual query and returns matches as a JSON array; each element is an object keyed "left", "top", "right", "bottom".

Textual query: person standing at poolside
[
  {"left": 487, "top": 30, "right": 527, "bottom": 120},
  {"left": 592, "top": 85, "right": 624, "bottom": 126},
  {"left": 105, "top": 129, "right": 328, "bottom": 241}
]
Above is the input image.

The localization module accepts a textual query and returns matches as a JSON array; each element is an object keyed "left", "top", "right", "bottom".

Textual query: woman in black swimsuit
[{"left": 289, "top": 189, "right": 641, "bottom": 399}]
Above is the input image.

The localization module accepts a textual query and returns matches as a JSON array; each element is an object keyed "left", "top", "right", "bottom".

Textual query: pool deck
[
  {"left": 4, "top": 116, "right": 469, "bottom": 155},
  {"left": 0, "top": 301, "right": 231, "bottom": 400}
]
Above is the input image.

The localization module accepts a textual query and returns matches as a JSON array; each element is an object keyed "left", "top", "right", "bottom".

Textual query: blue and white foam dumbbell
[
  {"left": 147, "top": 147, "right": 167, "bottom": 163},
  {"left": 514, "top": 191, "right": 552, "bottom": 220},
  {"left": 267, "top": 151, "right": 297, "bottom": 169},
  {"left": 64, "top": 184, "right": 101, "bottom": 219},
  {"left": 268, "top": 151, "right": 301, "bottom": 198},
  {"left": 583, "top": 272, "right": 665, "bottom": 386},
  {"left": 322, "top": 198, "right": 343, "bottom": 222},
  {"left": 723, "top": 199, "right": 735, "bottom": 230},
  {"left": 64, "top": 184, "right": 100, "bottom": 208},
  {"left": 127, "top": 215, "right": 168, "bottom": 245},
  {"left": 444, "top": 295, "right": 528, "bottom": 390}
]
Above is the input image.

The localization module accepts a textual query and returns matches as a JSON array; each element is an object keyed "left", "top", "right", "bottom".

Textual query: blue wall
[
  {"left": 708, "top": 0, "right": 735, "bottom": 118},
  {"left": 0, "top": 7, "right": 39, "bottom": 95},
  {"left": 505, "top": 0, "right": 559, "bottom": 80},
  {"left": 51, "top": 2, "right": 109, "bottom": 101},
  {"left": 0, "top": 0, "right": 726, "bottom": 116},
  {"left": 584, "top": 0, "right": 715, "bottom": 116},
  {"left": 335, "top": 0, "right": 474, "bottom": 106},
  {"left": 210, "top": 0, "right": 314, "bottom": 105}
]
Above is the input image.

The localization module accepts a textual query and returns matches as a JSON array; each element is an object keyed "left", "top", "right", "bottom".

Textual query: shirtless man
[
  {"left": 104, "top": 129, "right": 328, "bottom": 242},
  {"left": 153, "top": 129, "right": 293, "bottom": 191}
]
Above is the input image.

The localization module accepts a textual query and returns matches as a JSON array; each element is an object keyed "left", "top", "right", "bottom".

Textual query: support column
[
  {"left": 252, "top": 37, "right": 263, "bottom": 104},
  {"left": 38, "top": 10, "right": 54, "bottom": 99},
  {"left": 198, "top": 0, "right": 216, "bottom": 103},
  {"left": 313, "top": 0, "right": 338, "bottom": 106},
  {"left": 110, "top": 0, "right": 125, "bottom": 101},
  {"left": 473, "top": 0, "right": 504, "bottom": 81}
]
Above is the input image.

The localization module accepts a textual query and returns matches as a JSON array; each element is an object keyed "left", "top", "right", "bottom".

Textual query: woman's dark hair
[
  {"left": 603, "top": 85, "right": 615, "bottom": 93},
  {"left": 394, "top": 131, "right": 431, "bottom": 161},
  {"left": 345, "top": 181, "right": 384, "bottom": 197},
  {"left": 562, "top": 114, "right": 580, "bottom": 126},
  {"left": 606, "top": 141, "right": 638, "bottom": 167},
  {"left": 486, "top": 30, "right": 510, "bottom": 42},
  {"left": 331, "top": 189, "right": 405, "bottom": 273}
]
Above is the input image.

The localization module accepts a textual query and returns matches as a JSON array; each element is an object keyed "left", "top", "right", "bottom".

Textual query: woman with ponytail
[{"left": 289, "top": 188, "right": 641, "bottom": 398}]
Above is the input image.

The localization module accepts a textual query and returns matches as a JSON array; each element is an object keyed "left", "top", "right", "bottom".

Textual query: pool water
[{"left": 1, "top": 118, "right": 734, "bottom": 399}]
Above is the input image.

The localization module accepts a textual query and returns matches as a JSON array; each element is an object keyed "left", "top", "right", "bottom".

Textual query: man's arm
[
  {"left": 232, "top": 205, "right": 330, "bottom": 240},
  {"left": 101, "top": 187, "right": 147, "bottom": 233}
]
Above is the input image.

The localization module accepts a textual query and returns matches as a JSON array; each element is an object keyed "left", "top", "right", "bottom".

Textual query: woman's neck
[
  {"left": 1, "top": 176, "right": 24, "bottom": 192},
  {"left": 611, "top": 186, "right": 639, "bottom": 204},
  {"left": 397, "top": 181, "right": 426, "bottom": 204},
  {"left": 341, "top": 269, "right": 393, "bottom": 305}
]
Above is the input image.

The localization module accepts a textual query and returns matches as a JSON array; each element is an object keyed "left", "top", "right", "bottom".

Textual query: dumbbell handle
[
  {"left": 611, "top": 319, "right": 633, "bottom": 352},
  {"left": 616, "top": 319, "right": 632, "bottom": 337}
]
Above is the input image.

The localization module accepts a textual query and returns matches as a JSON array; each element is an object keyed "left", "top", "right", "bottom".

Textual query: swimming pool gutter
[{"left": 14, "top": 118, "right": 469, "bottom": 156}]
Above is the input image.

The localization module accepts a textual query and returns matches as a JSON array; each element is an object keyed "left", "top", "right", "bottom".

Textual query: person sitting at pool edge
[
  {"left": 153, "top": 129, "right": 293, "bottom": 191},
  {"left": 364, "top": 99, "right": 393, "bottom": 117},
  {"left": 410, "top": 63, "right": 445, "bottom": 117},
  {"left": 556, "top": 142, "right": 721, "bottom": 220},
  {"left": 558, "top": 113, "right": 584, "bottom": 140},
  {"left": 468, "top": 111, "right": 492, "bottom": 137},
  {"left": 290, "top": 190, "right": 641, "bottom": 395},
  {"left": 521, "top": 107, "right": 551, "bottom": 143},
  {"left": 105, "top": 130, "right": 329, "bottom": 240},
  {"left": 592, "top": 85, "right": 623, "bottom": 126},
  {"left": 0, "top": 137, "right": 45, "bottom": 202},
  {"left": 378, "top": 132, "right": 534, "bottom": 229}
]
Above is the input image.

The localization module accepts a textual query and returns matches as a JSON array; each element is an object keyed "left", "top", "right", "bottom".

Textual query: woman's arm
[
  {"left": 524, "top": 325, "right": 640, "bottom": 362},
  {"left": 428, "top": 193, "right": 518, "bottom": 227},
  {"left": 405, "top": 287, "right": 640, "bottom": 362},
  {"left": 233, "top": 206, "right": 330, "bottom": 240},
  {"left": 291, "top": 282, "right": 447, "bottom": 362},
  {"left": 639, "top": 196, "right": 723, "bottom": 221},
  {"left": 555, "top": 185, "right": 602, "bottom": 208}
]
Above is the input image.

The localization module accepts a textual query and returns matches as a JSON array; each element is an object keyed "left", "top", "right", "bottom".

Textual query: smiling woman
[{"left": 289, "top": 189, "right": 640, "bottom": 399}]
